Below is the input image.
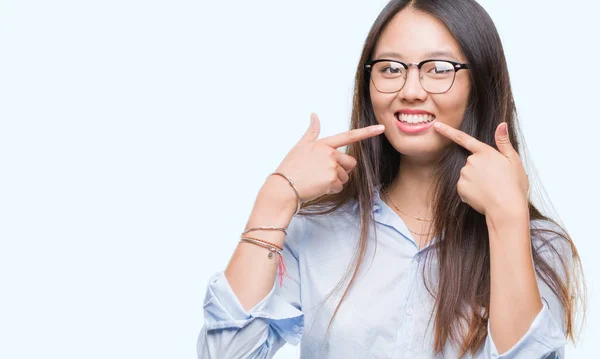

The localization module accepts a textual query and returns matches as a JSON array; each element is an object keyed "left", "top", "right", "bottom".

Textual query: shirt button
[
  {"left": 292, "top": 325, "right": 300, "bottom": 334},
  {"left": 406, "top": 308, "right": 413, "bottom": 316}
]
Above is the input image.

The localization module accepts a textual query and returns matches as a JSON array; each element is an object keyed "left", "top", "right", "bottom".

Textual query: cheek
[
  {"left": 369, "top": 83, "right": 386, "bottom": 117},
  {"left": 369, "top": 83, "right": 390, "bottom": 114},
  {"left": 369, "top": 82, "right": 381, "bottom": 108},
  {"left": 435, "top": 87, "right": 470, "bottom": 126}
]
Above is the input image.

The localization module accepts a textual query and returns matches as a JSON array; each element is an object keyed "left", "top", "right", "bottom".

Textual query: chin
[{"left": 388, "top": 139, "right": 446, "bottom": 162}]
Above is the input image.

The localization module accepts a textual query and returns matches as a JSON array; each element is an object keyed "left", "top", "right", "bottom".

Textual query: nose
[{"left": 399, "top": 65, "right": 427, "bottom": 102}]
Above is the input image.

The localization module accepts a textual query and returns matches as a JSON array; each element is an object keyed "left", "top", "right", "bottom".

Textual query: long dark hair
[{"left": 297, "top": 0, "right": 586, "bottom": 356}]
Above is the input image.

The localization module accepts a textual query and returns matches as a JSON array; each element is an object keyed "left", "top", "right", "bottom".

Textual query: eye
[
  {"left": 427, "top": 67, "right": 452, "bottom": 74},
  {"left": 422, "top": 61, "right": 455, "bottom": 78},
  {"left": 427, "top": 63, "right": 454, "bottom": 74},
  {"left": 380, "top": 66, "right": 402, "bottom": 74},
  {"left": 374, "top": 62, "right": 405, "bottom": 78}
]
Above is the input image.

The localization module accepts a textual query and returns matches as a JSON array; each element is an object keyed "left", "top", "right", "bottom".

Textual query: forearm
[
  {"left": 224, "top": 175, "right": 298, "bottom": 312},
  {"left": 487, "top": 206, "right": 543, "bottom": 354}
]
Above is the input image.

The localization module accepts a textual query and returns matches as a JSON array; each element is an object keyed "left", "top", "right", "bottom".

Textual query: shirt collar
[{"left": 349, "top": 184, "right": 383, "bottom": 214}]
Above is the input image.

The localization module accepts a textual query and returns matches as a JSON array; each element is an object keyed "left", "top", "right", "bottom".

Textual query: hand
[
  {"left": 433, "top": 121, "right": 529, "bottom": 216},
  {"left": 274, "top": 113, "right": 385, "bottom": 203}
]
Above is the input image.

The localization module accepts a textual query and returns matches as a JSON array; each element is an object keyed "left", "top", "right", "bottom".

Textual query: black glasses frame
[{"left": 364, "top": 59, "right": 470, "bottom": 94}]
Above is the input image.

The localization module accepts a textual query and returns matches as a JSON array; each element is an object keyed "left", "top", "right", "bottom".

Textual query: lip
[{"left": 394, "top": 110, "right": 437, "bottom": 134}]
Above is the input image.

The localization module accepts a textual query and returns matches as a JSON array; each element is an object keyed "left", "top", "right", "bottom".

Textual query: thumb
[
  {"left": 494, "top": 122, "right": 515, "bottom": 158},
  {"left": 302, "top": 112, "right": 321, "bottom": 141}
]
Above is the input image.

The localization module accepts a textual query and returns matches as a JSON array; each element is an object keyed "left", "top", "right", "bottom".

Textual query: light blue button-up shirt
[{"left": 198, "top": 185, "right": 568, "bottom": 358}]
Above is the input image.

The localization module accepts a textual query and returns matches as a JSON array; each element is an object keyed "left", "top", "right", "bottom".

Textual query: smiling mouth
[{"left": 395, "top": 113, "right": 436, "bottom": 124}]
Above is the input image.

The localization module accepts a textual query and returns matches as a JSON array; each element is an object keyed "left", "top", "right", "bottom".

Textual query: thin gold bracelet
[
  {"left": 269, "top": 172, "right": 302, "bottom": 216},
  {"left": 242, "top": 226, "right": 288, "bottom": 236}
]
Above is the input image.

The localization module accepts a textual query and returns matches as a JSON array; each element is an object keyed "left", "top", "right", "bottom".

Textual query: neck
[{"left": 385, "top": 155, "right": 436, "bottom": 218}]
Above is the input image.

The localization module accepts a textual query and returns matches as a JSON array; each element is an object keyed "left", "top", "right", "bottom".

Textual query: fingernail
[
  {"left": 371, "top": 124, "right": 385, "bottom": 132},
  {"left": 504, "top": 122, "right": 509, "bottom": 138},
  {"left": 434, "top": 122, "right": 442, "bottom": 129}
]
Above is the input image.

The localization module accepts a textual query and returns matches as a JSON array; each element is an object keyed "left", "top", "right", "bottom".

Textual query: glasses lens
[
  {"left": 370, "top": 61, "right": 407, "bottom": 93},
  {"left": 420, "top": 61, "right": 456, "bottom": 93}
]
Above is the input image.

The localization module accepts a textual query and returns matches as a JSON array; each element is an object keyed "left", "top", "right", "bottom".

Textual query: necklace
[
  {"left": 405, "top": 226, "right": 431, "bottom": 236},
  {"left": 383, "top": 189, "right": 433, "bottom": 236},
  {"left": 383, "top": 190, "right": 433, "bottom": 222}
]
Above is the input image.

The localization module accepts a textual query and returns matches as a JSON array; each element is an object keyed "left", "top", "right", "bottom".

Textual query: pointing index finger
[
  {"left": 433, "top": 122, "right": 488, "bottom": 153},
  {"left": 319, "top": 125, "right": 385, "bottom": 149}
]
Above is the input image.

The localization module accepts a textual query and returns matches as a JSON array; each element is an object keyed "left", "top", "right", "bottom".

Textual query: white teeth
[{"left": 396, "top": 113, "right": 435, "bottom": 124}]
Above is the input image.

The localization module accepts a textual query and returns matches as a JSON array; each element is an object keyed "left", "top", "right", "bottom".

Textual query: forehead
[{"left": 374, "top": 8, "right": 465, "bottom": 62}]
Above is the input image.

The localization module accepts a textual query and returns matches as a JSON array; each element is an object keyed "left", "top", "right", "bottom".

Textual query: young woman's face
[{"left": 369, "top": 8, "right": 471, "bottom": 162}]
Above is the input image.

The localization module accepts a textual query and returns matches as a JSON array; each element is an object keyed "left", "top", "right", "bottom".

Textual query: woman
[{"left": 198, "top": 0, "right": 585, "bottom": 358}]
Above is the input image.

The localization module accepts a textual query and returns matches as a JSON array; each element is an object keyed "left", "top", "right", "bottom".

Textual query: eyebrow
[{"left": 374, "top": 50, "right": 461, "bottom": 62}]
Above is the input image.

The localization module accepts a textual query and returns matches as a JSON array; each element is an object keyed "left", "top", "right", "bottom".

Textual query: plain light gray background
[{"left": 0, "top": 0, "right": 598, "bottom": 358}]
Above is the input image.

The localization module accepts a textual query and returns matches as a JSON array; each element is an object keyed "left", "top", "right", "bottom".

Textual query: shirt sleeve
[
  {"left": 483, "top": 220, "right": 572, "bottom": 359},
  {"left": 197, "top": 214, "right": 307, "bottom": 359}
]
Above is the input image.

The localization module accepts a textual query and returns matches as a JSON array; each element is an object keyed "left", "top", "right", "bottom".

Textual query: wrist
[
  {"left": 485, "top": 204, "right": 530, "bottom": 233},
  {"left": 260, "top": 175, "right": 300, "bottom": 214},
  {"left": 244, "top": 178, "right": 298, "bottom": 233},
  {"left": 486, "top": 195, "right": 528, "bottom": 219}
]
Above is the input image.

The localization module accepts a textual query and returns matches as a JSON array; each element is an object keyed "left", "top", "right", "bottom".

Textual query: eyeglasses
[{"left": 364, "top": 59, "right": 470, "bottom": 94}]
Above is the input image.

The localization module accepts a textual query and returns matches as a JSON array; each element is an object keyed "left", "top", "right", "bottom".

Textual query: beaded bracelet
[
  {"left": 240, "top": 237, "right": 282, "bottom": 256},
  {"left": 240, "top": 235, "right": 283, "bottom": 252},
  {"left": 239, "top": 236, "right": 287, "bottom": 287}
]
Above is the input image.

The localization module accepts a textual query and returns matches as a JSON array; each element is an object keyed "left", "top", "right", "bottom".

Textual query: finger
[
  {"left": 494, "top": 122, "right": 518, "bottom": 159},
  {"left": 301, "top": 113, "right": 321, "bottom": 142},
  {"left": 334, "top": 152, "right": 357, "bottom": 173},
  {"left": 336, "top": 164, "right": 349, "bottom": 184},
  {"left": 433, "top": 122, "right": 488, "bottom": 153},
  {"left": 319, "top": 124, "right": 385, "bottom": 149}
]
